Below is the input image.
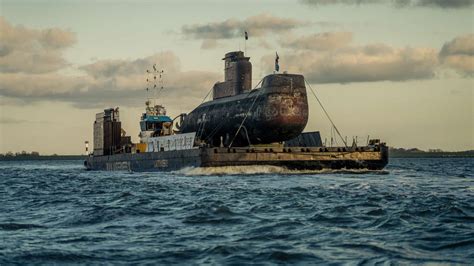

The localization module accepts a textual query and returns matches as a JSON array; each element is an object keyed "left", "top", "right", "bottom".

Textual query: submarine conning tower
[{"left": 213, "top": 51, "right": 252, "bottom": 100}]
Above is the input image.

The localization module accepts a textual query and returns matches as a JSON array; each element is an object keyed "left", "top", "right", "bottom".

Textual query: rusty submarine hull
[
  {"left": 180, "top": 73, "right": 308, "bottom": 147},
  {"left": 84, "top": 51, "right": 389, "bottom": 172}
]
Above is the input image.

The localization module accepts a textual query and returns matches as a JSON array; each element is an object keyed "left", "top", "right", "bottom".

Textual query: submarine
[
  {"left": 180, "top": 51, "right": 308, "bottom": 147},
  {"left": 84, "top": 50, "right": 388, "bottom": 172}
]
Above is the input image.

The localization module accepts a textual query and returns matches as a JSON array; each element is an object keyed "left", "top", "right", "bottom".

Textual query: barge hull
[{"left": 85, "top": 146, "right": 388, "bottom": 172}]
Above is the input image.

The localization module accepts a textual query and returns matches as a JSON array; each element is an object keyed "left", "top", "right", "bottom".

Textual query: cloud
[
  {"left": 407, "top": 0, "right": 474, "bottom": 8},
  {"left": 281, "top": 32, "right": 353, "bottom": 51},
  {"left": 201, "top": 39, "right": 218, "bottom": 50},
  {"left": 77, "top": 52, "right": 219, "bottom": 107},
  {"left": 181, "top": 14, "right": 344, "bottom": 50},
  {"left": 0, "top": 72, "right": 91, "bottom": 97},
  {"left": 301, "top": 0, "right": 378, "bottom": 5},
  {"left": 0, "top": 118, "right": 28, "bottom": 124},
  {"left": 182, "top": 13, "right": 308, "bottom": 49},
  {"left": 0, "top": 17, "right": 76, "bottom": 74},
  {"left": 0, "top": 52, "right": 220, "bottom": 109},
  {"left": 263, "top": 43, "right": 438, "bottom": 83},
  {"left": 439, "top": 34, "right": 474, "bottom": 76},
  {"left": 80, "top": 52, "right": 181, "bottom": 78},
  {"left": 0, "top": 117, "right": 51, "bottom": 124},
  {"left": 439, "top": 34, "right": 474, "bottom": 57},
  {"left": 301, "top": 0, "right": 474, "bottom": 8},
  {"left": 0, "top": 18, "right": 219, "bottom": 110}
]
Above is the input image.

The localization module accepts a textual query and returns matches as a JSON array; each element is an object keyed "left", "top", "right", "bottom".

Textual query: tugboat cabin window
[
  {"left": 140, "top": 121, "right": 162, "bottom": 131},
  {"left": 147, "top": 122, "right": 160, "bottom": 131}
]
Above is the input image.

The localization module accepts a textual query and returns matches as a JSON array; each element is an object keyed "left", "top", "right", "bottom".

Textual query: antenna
[
  {"left": 244, "top": 38, "right": 246, "bottom": 54},
  {"left": 157, "top": 69, "right": 164, "bottom": 103},
  {"left": 244, "top": 30, "right": 248, "bottom": 55},
  {"left": 145, "top": 69, "right": 152, "bottom": 105},
  {"left": 146, "top": 64, "right": 165, "bottom": 106}
]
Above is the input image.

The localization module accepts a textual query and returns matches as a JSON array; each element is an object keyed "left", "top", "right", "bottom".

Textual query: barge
[{"left": 85, "top": 51, "right": 388, "bottom": 171}]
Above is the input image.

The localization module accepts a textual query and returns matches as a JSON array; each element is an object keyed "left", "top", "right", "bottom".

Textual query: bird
[{"left": 153, "top": 64, "right": 157, "bottom": 71}]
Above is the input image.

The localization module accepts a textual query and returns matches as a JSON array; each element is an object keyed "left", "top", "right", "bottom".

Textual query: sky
[{"left": 0, "top": 0, "right": 473, "bottom": 154}]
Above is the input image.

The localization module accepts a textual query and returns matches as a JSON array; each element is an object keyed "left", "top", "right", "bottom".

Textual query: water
[{"left": 1, "top": 158, "right": 473, "bottom": 264}]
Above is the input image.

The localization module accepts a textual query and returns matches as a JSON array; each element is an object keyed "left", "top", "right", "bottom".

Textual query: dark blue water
[{"left": 1, "top": 158, "right": 473, "bottom": 264}]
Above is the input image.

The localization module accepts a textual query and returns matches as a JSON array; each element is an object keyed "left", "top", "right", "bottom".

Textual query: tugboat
[{"left": 84, "top": 51, "right": 388, "bottom": 171}]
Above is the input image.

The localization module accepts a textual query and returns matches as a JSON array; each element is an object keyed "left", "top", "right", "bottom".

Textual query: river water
[{"left": 1, "top": 158, "right": 473, "bottom": 264}]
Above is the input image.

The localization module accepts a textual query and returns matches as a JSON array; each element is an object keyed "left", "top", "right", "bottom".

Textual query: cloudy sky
[{"left": 0, "top": 0, "right": 473, "bottom": 154}]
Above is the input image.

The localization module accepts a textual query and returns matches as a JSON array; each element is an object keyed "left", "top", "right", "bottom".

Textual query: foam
[{"left": 173, "top": 165, "right": 387, "bottom": 176}]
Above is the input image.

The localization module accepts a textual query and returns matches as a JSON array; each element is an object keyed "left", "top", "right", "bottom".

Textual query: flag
[
  {"left": 275, "top": 52, "right": 280, "bottom": 72},
  {"left": 245, "top": 31, "right": 248, "bottom": 40}
]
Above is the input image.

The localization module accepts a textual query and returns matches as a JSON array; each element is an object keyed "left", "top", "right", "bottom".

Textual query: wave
[
  {"left": 183, "top": 205, "right": 245, "bottom": 224},
  {"left": 174, "top": 165, "right": 389, "bottom": 176},
  {"left": 2, "top": 158, "right": 473, "bottom": 264},
  {"left": 0, "top": 223, "right": 46, "bottom": 230}
]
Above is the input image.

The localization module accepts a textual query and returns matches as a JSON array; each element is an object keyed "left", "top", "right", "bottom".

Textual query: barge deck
[{"left": 85, "top": 145, "right": 388, "bottom": 172}]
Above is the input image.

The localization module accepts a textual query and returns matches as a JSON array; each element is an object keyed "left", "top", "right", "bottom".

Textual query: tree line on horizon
[
  {"left": 1, "top": 148, "right": 472, "bottom": 157},
  {"left": 1, "top": 151, "right": 42, "bottom": 157}
]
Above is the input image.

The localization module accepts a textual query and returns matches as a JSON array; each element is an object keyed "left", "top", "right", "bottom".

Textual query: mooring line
[
  {"left": 305, "top": 79, "right": 348, "bottom": 148},
  {"left": 229, "top": 79, "right": 264, "bottom": 147}
]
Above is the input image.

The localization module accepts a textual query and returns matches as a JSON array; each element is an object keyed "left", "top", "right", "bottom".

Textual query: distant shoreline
[
  {"left": 0, "top": 155, "right": 87, "bottom": 161},
  {"left": 389, "top": 148, "right": 473, "bottom": 158},
  {"left": 390, "top": 153, "right": 473, "bottom": 158},
  {"left": 1, "top": 150, "right": 472, "bottom": 161}
]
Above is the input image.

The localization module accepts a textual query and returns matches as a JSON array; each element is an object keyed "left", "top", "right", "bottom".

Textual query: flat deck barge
[{"left": 85, "top": 145, "right": 388, "bottom": 172}]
